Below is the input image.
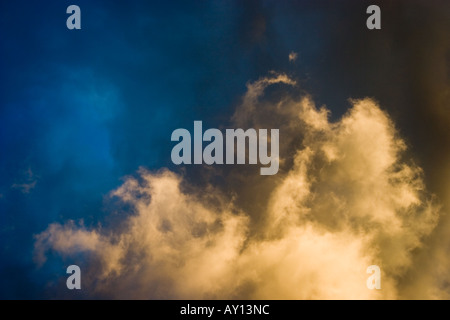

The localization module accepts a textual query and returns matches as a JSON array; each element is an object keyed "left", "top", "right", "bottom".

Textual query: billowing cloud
[{"left": 34, "top": 74, "right": 441, "bottom": 299}]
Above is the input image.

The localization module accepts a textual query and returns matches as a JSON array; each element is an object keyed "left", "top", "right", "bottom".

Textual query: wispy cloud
[
  {"left": 11, "top": 167, "right": 38, "bottom": 194},
  {"left": 288, "top": 51, "right": 298, "bottom": 62}
]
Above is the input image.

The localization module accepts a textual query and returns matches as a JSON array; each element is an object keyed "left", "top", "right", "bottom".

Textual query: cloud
[
  {"left": 11, "top": 167, "right": 38, "bottom": 194},
  {"left": 35, "top": 169, "right": 249, "bottom": 298},
  {"left": 232, "top": 72, "right": 296, "bottom": 127},
  {"left": 288, "top": 51, "right": 297, "bottom": 62},
  {"left": 34, "top": 74, "right": 440, "bottom": 299},
  {"left": 11, "top": 181, "right": 36, "bottom": 194}
]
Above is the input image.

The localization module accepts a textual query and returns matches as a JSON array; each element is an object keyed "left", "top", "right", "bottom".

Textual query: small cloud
[
  {"left": 288, "top": 51, "right": 298, "bottom": 62},
  {"left": 12, "top": 181, "right": 37, "bottom": 194},
  {"left": 11, "top": 167, "right": 38, "bottom": 194}
]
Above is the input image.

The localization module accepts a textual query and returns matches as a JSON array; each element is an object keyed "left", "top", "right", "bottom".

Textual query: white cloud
[{"left": 12, "top": 167, "right": 38, "bottom": 194}]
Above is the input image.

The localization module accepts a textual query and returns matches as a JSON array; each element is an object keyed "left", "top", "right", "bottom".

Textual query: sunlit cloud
[
  {"left": 11, "top": 167, "right": 38, "bottom": 194},
  {"left": 288, "top": 51, "right": 298, "bottom": 62},
  {"left": 34, "top": 74, "right": 441, "bottom": 299}
]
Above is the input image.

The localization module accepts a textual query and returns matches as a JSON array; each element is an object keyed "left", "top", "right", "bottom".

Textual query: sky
[{"left": 1, "top": 0, "right": 450, "bottom": 299}]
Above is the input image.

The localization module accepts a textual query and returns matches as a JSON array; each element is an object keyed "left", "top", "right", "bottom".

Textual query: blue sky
[{"left": 0, "top": 0, "right": 290, "bottom": 298}]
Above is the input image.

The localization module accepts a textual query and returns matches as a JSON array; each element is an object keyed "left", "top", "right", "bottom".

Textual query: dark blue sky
[
  {"left": 1, "top": 0, "right": 449, "bottom": 298},
  {"left": 0, "top": 0, "right": 297, "bottom": 298}
]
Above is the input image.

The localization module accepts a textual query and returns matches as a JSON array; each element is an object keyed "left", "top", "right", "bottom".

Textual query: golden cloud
[{"left": 34, "top": 74, "right": 441, "bottom": 299}]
